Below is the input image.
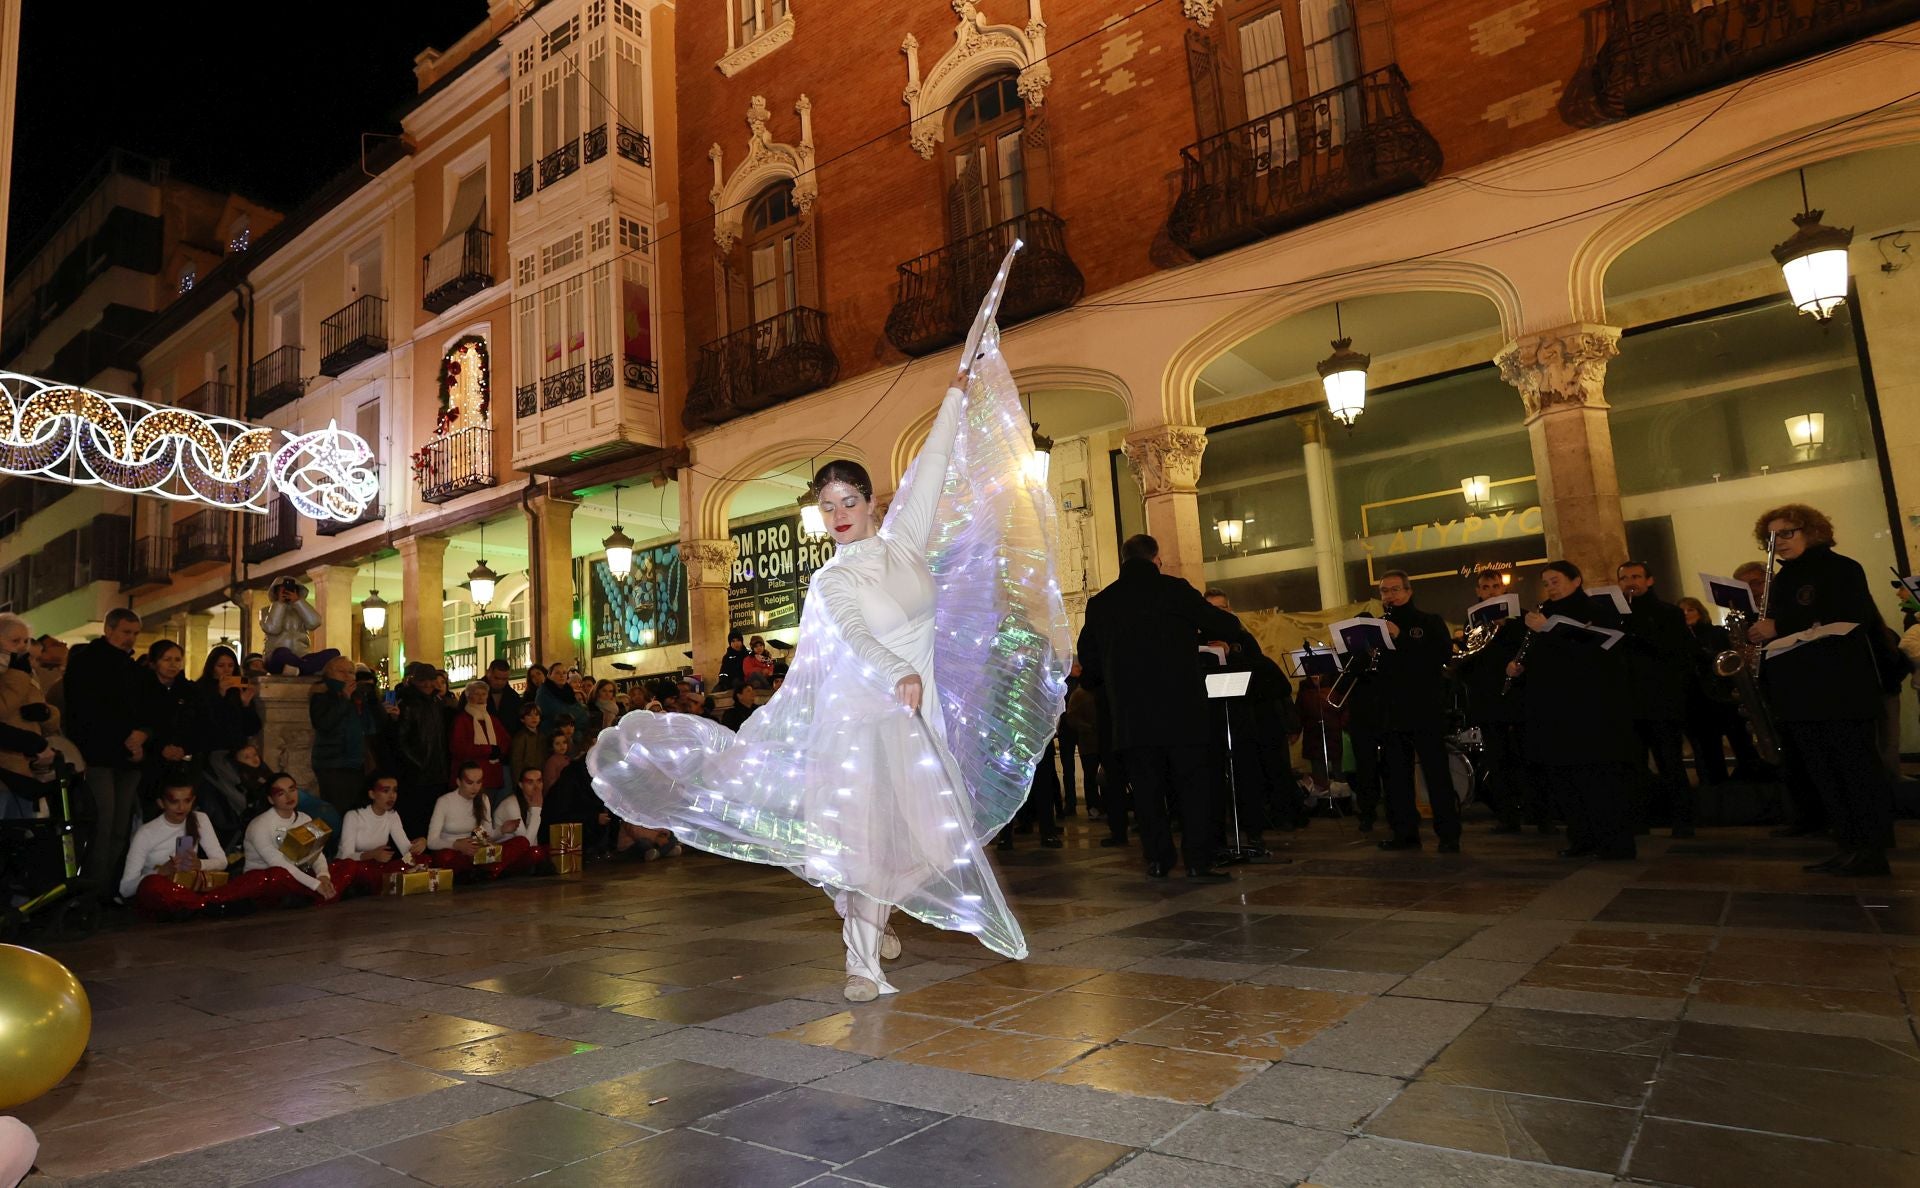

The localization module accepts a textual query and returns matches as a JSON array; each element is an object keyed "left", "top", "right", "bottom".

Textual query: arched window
[
  {"left": 744, "top": 181, "right": 801, "bottom": 324},
  {"left": 945, "top": 74, "right": 1027, "bottom": 241}
]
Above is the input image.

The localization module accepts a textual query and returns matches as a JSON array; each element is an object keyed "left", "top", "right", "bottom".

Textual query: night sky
[{"left": 8, "top": 0, "right": 489, "bottom": 267}]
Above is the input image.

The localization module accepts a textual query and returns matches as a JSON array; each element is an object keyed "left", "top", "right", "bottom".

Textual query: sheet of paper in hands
[
  {"left": 1330, "top": 617, "right": 1394, "bottom": 655},
  {"left": 1763, "top": 621, "right": 1858, "bottom": 659},
  {"left": 1542, "top": 615, "right": 1626, "bottom": 650},
  {"left": 1699, "top": 573, "right": 1755, "bottom": 616},
  {"left": 1585, "top": 585, "right": 1631, "bottom": 615},
  {"left": 1466, "top": 593, "right": 1520, "bottom": 624}
]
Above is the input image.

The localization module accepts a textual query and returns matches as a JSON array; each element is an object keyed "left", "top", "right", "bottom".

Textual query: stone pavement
[{"left": 14, "top": 815, "right": 1920, "bottom": 1187}]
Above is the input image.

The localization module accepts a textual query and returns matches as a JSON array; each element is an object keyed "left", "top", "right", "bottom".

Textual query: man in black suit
[
  {"left": 1078, "top": 535, "right": 1249, "bottom": 882},
  {"left": 1617, "top": 561, "right": 1694, "bottom": 837},
  {"left": 1373, "top": 570, "right": 1461, "bottom": 853}
]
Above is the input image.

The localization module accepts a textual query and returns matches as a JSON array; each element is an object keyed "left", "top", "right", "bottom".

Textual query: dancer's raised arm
[{"left": 884, "top": 386, "right": 962, "bottom": 555}]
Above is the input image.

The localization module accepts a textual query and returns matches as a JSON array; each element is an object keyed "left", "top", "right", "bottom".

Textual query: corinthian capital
[
  {"left": 1121, "top": 425, "right": 1208, "bottom": 497},
  {"left": 682, "top": 539, "right": 738, "bottom": 587},
  {"left": 1495, "top": 323, "right": 1621, "bottom": 421}
]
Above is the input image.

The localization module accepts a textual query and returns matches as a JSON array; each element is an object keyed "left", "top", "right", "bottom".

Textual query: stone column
[
  {"left": 1296, "top": 411, "right": 1348, "bottom": 609},
  {"left": 254, "top": 676, "right": 316, "bottom": 791},
  {"left": 239, "top": 586, "right": 269, "bottom": 659},
  {"left": 1120, "top": 425, "right": 1208, "bottom": 589},
  {"left": 1495, "top": 324, "right": 1628, "bottom": 581},
  {"left": 306, "top": 564, "right": 359, "bottom": 659},
  {"left": 527, "top": 495, "right": 578, "bottom": 671},
  {"left": 399, "top": 535, "right": 449, "bottom": 671},
  {"left": 683, "top": 538, "right": 737, "bottom": 686},
  {"left": 182, "top": 613, "right": 213, "bottom": 668}
]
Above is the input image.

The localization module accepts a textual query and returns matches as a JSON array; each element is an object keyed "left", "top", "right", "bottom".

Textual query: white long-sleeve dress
[{"left": 590, "top": 324, "right": 1069, "bottom": 965}]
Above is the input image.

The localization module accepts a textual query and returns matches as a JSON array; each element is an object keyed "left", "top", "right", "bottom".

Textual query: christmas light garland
[{"left": 0, "top": 370, "right": 380, "bottom": 522}]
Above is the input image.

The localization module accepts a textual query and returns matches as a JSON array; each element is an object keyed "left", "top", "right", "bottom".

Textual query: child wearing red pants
[
  {"left": 119, "top": 779, "right": 231, "bottom": 916},
  {"left": 335, "top": 771, "right": 427, "bottom": 895},
  {"left": 227, "top": 773, "right": 354, "bottom": 905},
  {"left": 426, "top": 761, "right": 536, "bottom": 880},
  {"left": 491, "top": 764, "right": 550, "bottom": 868}
]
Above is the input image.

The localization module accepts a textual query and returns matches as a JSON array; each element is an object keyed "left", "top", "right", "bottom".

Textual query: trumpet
[{"left": 1499, "top": 605, "right": 1546, "bottom": 695}]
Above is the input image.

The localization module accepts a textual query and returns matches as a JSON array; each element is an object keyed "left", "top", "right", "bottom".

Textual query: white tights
[{"left": 834, "top": 888, "right": 898, "bottom": 994}]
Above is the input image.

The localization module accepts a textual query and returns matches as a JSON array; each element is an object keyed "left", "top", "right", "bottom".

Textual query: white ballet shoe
[
  {"left": 880, "top": 927, "right": 901, "bottom": 960},
  {"left": 843, "top": 975, "right": 880, "bottom": 1003}
]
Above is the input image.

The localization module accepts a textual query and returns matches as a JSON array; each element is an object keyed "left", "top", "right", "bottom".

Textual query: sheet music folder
[{"left": 1205, "top": 672, "right": 1251, "bottom": 699}]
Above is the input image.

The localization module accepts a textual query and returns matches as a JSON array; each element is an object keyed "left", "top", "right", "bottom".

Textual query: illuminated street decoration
[{"left": 0, "top": 371, "right": 379, "bottom": 521}]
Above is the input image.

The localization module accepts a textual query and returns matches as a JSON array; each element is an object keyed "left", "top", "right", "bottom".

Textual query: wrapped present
[
  {"left": 171, "top": 869, "right": 230, "bottom": 892},
  {"left": 383, "top": 867, "right": 453, "bottom": 896},
  {"left": 550, "top": 851, "right": 583, "bottom": 876},
  {"left": 472, "top": 843, "right": 503, "bottom": 866},
  {"left": 279, "top": 820, "right": 332, "bottom": 864},
  {"left": 549, "top": 822, "right": 584, "bottom": 854}
]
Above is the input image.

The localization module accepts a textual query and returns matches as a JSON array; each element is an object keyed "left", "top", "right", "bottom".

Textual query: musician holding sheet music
[
  {"left": 1371, "top": 571, "right": 1461, "bottom": 854},
  {"left": 1747, "top": 504, "right": 1895, "bottom": 878},
  {"left": 1504, "top": 561, "right": 1639, "bottom": 861},
  {"left": 1455, "top": 571, "right": 1534, "bottom": 834},
  {"left": 1616, "top": 562, "right": 1696, "bottom": 838}
]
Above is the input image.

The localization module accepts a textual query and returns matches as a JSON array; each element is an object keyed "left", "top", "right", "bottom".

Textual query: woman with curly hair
[{"left": 1745, "top": 503, "right": 1898, "bottom": 877}]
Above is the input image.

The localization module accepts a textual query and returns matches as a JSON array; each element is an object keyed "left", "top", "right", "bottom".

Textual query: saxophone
[{"left": 1712, "top": 533, "right": 1782, "bottom": 765}]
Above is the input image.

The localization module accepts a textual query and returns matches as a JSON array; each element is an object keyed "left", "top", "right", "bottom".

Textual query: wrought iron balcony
[
  {"left": 178, "top": 380, "right": 233, "bottom": 417},
  {"left": 414, "top": 426, "right": 496, "bottom": 504},
  {"left": 542, "top": 363, "right": 586, "bottom": 410},
  {"left": 243, "top": 498, "right": 301, "bottom": 564},
  {"left": 74, "top": 514, "right": 130, "bottom": 587},
  {"left": 173, "top": 509, "right": 231, "bottom": 572},
  {"left": 617, "top": 123, "right": 651, "bottom": 167},
  {"left": 502, "top": 636, "right": 532, "bottom": 672},
  {"left": 514, "top": 383, "right": 538, "bottom": 419},
  {"left": 423, "top": 227, "right": 493, "bottom": 314},
  {"left": 1571, "top": 0, "right": 1920, "bottom": 123},
  {"left": 591, "top": 354, "right": 615, "bottom": 393},
  {"left": 249, "top": 345, "right": 305, "bottom": 418},
  {"left": 513, "top": 164, "right": 533, "bottom": 201},
  {"left": 585, "top": 124, "right": 608, "bottom": 163},
  {"left": 624, "top": 355, "right": 659, "bottom": 392},
  {"left": 122, "top": 535, "right": 171, "bottom": 591},
  {"left": 1167, "top": 67, "right": 1442, "bottom": 260},
  {"left": 319, "top": 294, "right": 388, "bottom": 377},
  {"left": 27, "top": 530, "right": 76, "bottom": 607},
  {"left": 684, "top": 307, "right": 838, "bottom": 430},
  {"left": 884, "top": 208, "right": 1084, "bottom": 358},
  {"left": 315, "top": 497, "right": 382, "bottom": 536},
  {"left": 539, "top": 140, "right": 581, "bottom": 188}
]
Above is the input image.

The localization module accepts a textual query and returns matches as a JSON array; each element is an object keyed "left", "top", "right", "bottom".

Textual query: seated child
[
  {"left": 540, "top": 728, "right": 574, "bottom": 793},
  {"left": 118, "top": 779, "right": 231, "bottom": 917},
  {"left": 335, "top": 771, "right": 426, "bottom": 895},
  {"left": 227, "top": 772, "right": 349, "bottom": 906},
  {"left": 493, "top": 764, "right": 551, "bottom": 869},
  {"left": 426, "top": 760, "right": 535, "bottom": 880}
]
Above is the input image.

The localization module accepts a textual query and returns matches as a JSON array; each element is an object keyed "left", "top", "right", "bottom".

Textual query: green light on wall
[{"left": 570, "top": 617, "right": 583, "bottom": 640}]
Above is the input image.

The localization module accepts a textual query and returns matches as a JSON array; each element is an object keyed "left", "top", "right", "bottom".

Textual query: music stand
[
  {"left": 1206, "top": 669, "right": 1273, "bottom": 864},
  {"left": 1284, "top": 645, "right": 1346, "bottom": 819}
]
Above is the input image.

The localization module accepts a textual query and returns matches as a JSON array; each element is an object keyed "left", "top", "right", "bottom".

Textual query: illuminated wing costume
[{"left": 589, "top": 246, "right": 1069, "bottom": 959}]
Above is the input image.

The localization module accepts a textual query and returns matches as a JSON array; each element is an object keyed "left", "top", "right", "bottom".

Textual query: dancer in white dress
[{"left": 590, "top": 246, "right": 1069, "bottom": 1001}]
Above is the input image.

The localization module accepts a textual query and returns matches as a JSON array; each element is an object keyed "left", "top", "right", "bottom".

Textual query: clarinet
[{"left": 1500, "top": 606, "right": 1545, "bottom": 696}]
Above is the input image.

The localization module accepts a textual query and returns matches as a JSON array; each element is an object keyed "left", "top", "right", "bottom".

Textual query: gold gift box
[
  {"left": 550, "top": 852, "right": 583, "bottom": 875},
  {"left": 279, "top": 820, "right": 332, "bottom": 864},
  {"left": 383, "top": 867, "right": 453, "bottom": 896},
  {"left": 472, "top": 843, "right": 504, "bottom": 866},
  {"left": 171, "top": 869, "right": 229, "bottom": 891},
  {"left": 550, "top": 822, "right": 583, "bottom": 854}
]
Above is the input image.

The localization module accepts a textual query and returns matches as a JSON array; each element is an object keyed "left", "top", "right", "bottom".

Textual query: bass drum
[{"left": 1414, "top": 749, "right": 1476, "bottom": 816}]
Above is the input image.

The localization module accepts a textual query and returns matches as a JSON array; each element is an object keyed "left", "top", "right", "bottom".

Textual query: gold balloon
[{"left": 0, "top": 944, "right": 91, "bottom": 1109}]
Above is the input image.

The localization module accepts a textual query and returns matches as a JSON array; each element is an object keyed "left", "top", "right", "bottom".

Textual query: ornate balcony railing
[
  {"left": 502, "top": 636, "right": 532, "bottom": 672},
  {"left": 542, "top": 362, "right": 586, "bottom": 410},
  {"left": 1167, "top": 67, "right": 1442, "bottom": 260},
  {"left": 514, "top": 383, "right": 538, "bottom": 418},
  {"left": 884, "top": 208, "right": 1084, "bottom": 358},
  {"left": 243, "top": 497, "right": 301, "bottom": 564},
  {"left": 414, "top": 426, "right": 496, "bottom": 505},
  {"left": 122, "top": 535, "right": 172, "bottom": 591},
  {"left": 173, "top": 509, "right": 231, "bottom": 571},
  {"left": 1570, "top": 0, "right": 1920, "bottom": 124},
  {"left": 445, "top": 645, "right": 480, "bottom": 682},
  {"left": 513, "top": 165, "right": 533, "bottom": 201},
  {"left": 617, "top": 123, "right": 651, "bottom": 167},
  {"left": 538, "top": 139, "right": 581, "bottom": 187},
  {"left": 624, "top": 355, "right": 659, "bottom": 392},
  {"left": 178, "top": 380, "right": 233, "bottom": 417},
  {"left": 74, "top": 514, "right": 130, "bottom": 587},
  {"left": 423, "top": 227, "right": 493, "bottom": 314},
  {"left": 585, "top": 124, "right": 609, "bottom": 163},
  {"left": 249, "top": 345, "right": 305, "bottom": 418},
  {"left": 684, "top": 306, "right": 838, "bottom": 430},
  {"left": 319, "top": 294, "right": 387, "bottom": 377},
  {"left": 591, "top": 354, "right": 615, "bottom": 393}
]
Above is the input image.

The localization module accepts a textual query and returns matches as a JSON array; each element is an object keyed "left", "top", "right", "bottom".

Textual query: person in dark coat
[
  {"left": 1454, "top": 571, "right": 1534, "bottom": 833},
  {"left": 311, "top": 655, "right": 378, "bottom": 815},
  {"left": 1676, "top": 596, "right": 1761, "bottom": 786},
  {"left": 390, "top": 662, "right": 451, "bottom": 837},
  {"left": 717, "top": 630, "right": 748, "bottom": 690},
  {"left": 195, "top": 646, "right": 263, "bottom": 756},
  {"left": 1506, "top": 561, "right": 1638, "bottom": 861},
  {"left": 1203, "top": 589, "right": 1299, "bottom": 849},
  {"left": 483, "top": 658, "right": 523, "bottom": 726},
  {"left": 1749, "top": 503, "right": 1897, "bottom": 877},
  {"left": 1076, "top": 534, "right": 1249, "bottom": 881},
  {"left": 1371, "top": 571, "right": 1459, "bottom": 852},
  {"left": 65, "top": 608, "right": 152, "bottom": 893},
  {"left": 1617, "top": 562, "right": 1695, "bottom": 837},
  {"left": 137, "top": 640, "right": 211, "bottom": 780}
]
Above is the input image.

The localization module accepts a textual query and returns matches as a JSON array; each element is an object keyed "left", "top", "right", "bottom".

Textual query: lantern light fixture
[
  {"left": 798, "top": 455, "right": 829, "bottom": 541},
  {"left": 603, "top": 484, "right": 635, "bottom": 579},
  {"left": 1785, "top": 411, "right": 1825, "bottom": 456},
  {"left": 1460, "top": 475, "right": 1492, "bottom": 510},
  {"left": 1772, "top": 170, "right": 1853, "bottom": 321},
  {"left": 1023, "top": 396, "right": 1053, "bottom": 485},
  {"left": 468, "top": 521, "right": 499, "bottom": 610},
  {"left": 1318, "top": 302, "right": 1369, "bottom": 426},
  {"left": 361, "top": 588, "right": 388, "bottom": 635}
]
